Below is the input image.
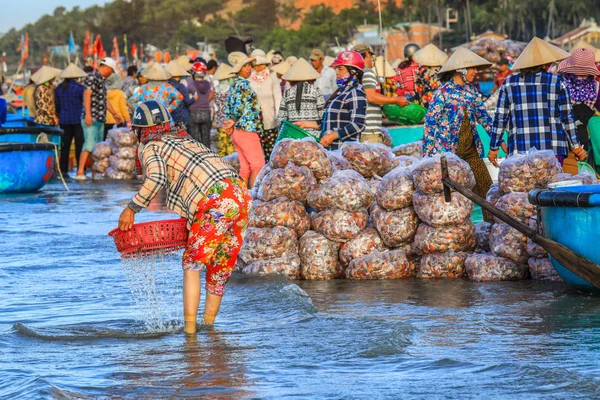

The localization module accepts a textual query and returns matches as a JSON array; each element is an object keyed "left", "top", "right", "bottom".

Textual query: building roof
[{"left": 552, "top": 20, "right": 600, "bottom": 46}]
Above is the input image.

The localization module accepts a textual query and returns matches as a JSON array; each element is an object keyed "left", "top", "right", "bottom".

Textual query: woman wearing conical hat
[
  {"left": 489, "top": 37, "right": 587, "bottom": 168},
  {"left": 277, "top": 58, "right": 324, "bottom": 140},
  {"left": 423, "top": 47, "right": 497, "bottom": 198},
  {"left": 127, "top": 62, "right": 183, "bottom": 115},
  {"left": 412, "top": 43, "right": 448, "bottom": 108},
  {"left": 32, "top": 66, "right": 62, "bottom": 127},
  {"left": 55, "top": 63, "right": 87, "bottom": 176},
  {"left": 556, "top": 47, "right": 600, "bottom": 167}
]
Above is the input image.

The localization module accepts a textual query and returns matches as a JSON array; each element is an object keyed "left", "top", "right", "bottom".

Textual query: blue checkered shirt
[
  {"left": 490, "top": 71, "right": 579, "bottom": 156},
  {"left": 321, "top": 82, "right": 367, "bottom": 149},
  {"left": 55, "top": 81, "right": 85, "bottom": 125}
]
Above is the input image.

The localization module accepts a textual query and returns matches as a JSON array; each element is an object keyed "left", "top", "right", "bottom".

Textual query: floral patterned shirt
[
  {"left": 128, "top": 82, "right": 183, "bottom": 114},
  {"left": 423, "top": 80, "right": 493, "bottom": 158},
  {"left": 83, "top": 70, "right": 107, "bottom": 122},
  {"left": 224, "top": 76, "right": 263, "bottom": 133},
  {"left": 34, "top": 84, "right": 57, "bottom": 126},
  {"left": 414, "top": 66, "right": 442, "bottom": 109}
]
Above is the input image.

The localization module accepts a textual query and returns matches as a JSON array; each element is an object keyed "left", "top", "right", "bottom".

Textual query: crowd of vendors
[{"left": 2, "top": 36, "right": 600, "bottom": 331}]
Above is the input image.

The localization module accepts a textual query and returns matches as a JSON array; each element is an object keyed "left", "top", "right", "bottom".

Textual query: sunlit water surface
[{"left": 1, "top": 181, "right": 599, "bottom": 399}]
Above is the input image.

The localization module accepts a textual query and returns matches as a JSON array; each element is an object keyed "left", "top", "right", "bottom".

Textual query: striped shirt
[
  {"left": 321, "top": 81, "right": 367, "bottom": 149},
  {"left": 361, "top": 68, "right": 382, "bottom": 135},
  {"left": 491, "top": 71, "right": 579, "bottom": 156},
  {"left": 129, "top": 136, "right": 238, "bottom": 228}
]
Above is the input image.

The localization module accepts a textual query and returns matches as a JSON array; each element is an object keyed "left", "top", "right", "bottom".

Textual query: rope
[{"left": 37, "top": 132, "right": 70, "bottom": 192}]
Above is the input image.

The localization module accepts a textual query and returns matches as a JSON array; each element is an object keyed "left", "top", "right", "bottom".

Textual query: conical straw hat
[
  {"left": 60, "top": 63, "right": 87, "bottom": 79},
  {"left": 31, "top": 66, "right": 62, "bottom": 84},
  {"left": 282, "top": 58, "right": 320, "bottom": 81},
  {"left": 438, "top": 47, "right": 491, "bottom": 74},
  {"left": 373, "top": 57, "right": 395, "bottom": 78},
  {"left": 271, "top": 58, "right": 295, "bottom": 75},
  {"left": 511, "top": 37, "right": 570, "bottom": 71},
  {"left": 142, "top": 62, "right": 172, "bottom": 80},
  {"left": 213, "top": 63, "right": 234, "bottom": 80},
  {"left": 573, "top": 39, "right": 600, "bottom": 62},
  {"left": 413, "top": 43, "right": 449, "bottom": 67},
  {"left": 165, "top": 60, "right": 191, "bottom": 77},
  {"left": 324, "top": 55, "right": 334, "bottom": 67},
  {"left": 175, "top": 55, "right": 192, "bottom": 71}
]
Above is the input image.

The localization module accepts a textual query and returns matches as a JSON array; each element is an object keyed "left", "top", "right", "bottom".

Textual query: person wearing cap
[
  {"left": 76, "top": 57, "right": 125, "bottom": 180},
  {"left": 489, "top": 38, "right": 587, "bottom": 168},
  {"left": 121, "top": 65, "right": 139, "bottom": 99},
  {"left": 187, "top": 61, "right": 214, "bottom": 148},
  {"left": 277, "top": 58, "right": 324, "bottom": 140},
  {"left": 556, "top": 47, "right": 600, "bottom": 167},
  {"left": 295, "top": 50, "right": 367, "bottom": 149},
  {"left": 310, "top": 49, "right": 337, "bottom": 100},
  {"left": 223, "top": 52, "right": 265, "bottom": 188},
  {"left": 213, "top": 64, "right": 236, "bottom": 157},
  {"left": 33, "top": 66, "right": 62, "bottom": 127},
  {"left": 250, "top": 54, "right": 282, "bottom": 159},
  {"left": 393, "top": 43, "right": 420, "bottom": 97},
  {"left": 118, "top": 100, "right": 250, "bottom": 333},
  {"left": 423, "top": 47, "right": 497, "bottom": 198},
  {"left": 354, "top": 44, "right": 408, "bottom": 144},
  {"left": 413, "top": 43, "right": 448, "bottom": 108},
  {"left": 492, "top": 58, "right": 511, "bottom": 93},
  {"left": 127, "top": 63, "right": 183, "bottom": 115},
  {"left": 104, "top": 73, "right": 131, "bottom": 138},
  {"left": 166, "top": 61, "right": 195, "bottom": 131},
  {"left": 55, "top": 63, "right": 87, "bottom": 176}
]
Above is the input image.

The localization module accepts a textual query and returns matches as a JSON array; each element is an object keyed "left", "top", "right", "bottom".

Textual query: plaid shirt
[
  {"left": 55, "top": 81, "right": 85, "bottom": 125},
  {"left": 322, "top": 82, "right": 367, "bottom": 149},
  {"left": 129, "top": 136, "right": 238, "bottom": 228},
  {"left": 491, "top": 72, "right": 579, "bottom": 156}
]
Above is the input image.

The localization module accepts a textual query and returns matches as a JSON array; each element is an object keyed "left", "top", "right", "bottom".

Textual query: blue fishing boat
[
  {"left": 531, "top": 185, "right": 600, "bottom": 292},
  {"left": 0, "top": 142, "right": 57, "bottom": 193},
  {"left": 0, "top": 126, "right": 63, "bottom": 146}
]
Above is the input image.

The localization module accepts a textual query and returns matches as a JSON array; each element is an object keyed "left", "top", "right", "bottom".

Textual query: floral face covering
[
  {"left": 336, "top": 72, "right": 355, "bottom": 89},
  {"left": 562, "top": 74, "right": 597, "bottom": 103}
]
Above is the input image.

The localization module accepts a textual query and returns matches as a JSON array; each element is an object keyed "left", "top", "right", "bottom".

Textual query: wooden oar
[{"left": 440, "top": 156, "right": 600, "bottom": 289}]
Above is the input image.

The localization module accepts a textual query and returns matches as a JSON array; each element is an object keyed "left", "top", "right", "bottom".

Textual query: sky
[{"left": 0, "top": 0, "right": 112, "bottom": 32}]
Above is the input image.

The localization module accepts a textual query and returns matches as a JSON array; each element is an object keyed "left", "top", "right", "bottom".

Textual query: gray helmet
[{"left": 404, "top": 43, "right": 420, "bottom": 58}]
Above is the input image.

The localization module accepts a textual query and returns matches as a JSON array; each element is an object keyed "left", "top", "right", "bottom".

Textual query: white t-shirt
[{"left": 316, "top": 66, "right": 337, "bottom": 99}]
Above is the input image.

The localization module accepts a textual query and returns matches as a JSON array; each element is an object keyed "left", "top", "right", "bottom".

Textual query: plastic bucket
[{"left": 484, "top": 158, "right": 504, "bottom": 183}]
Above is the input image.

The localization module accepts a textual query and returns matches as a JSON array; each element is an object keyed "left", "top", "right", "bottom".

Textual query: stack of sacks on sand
[
  {"left": 466, "top": 149, "right": 567, "bottom": 281},
  {"left": 91, "top": 128, "right": 138, "bottom": 179},
  {"left": 410, "top": 154, "right": 476, "bottom": 278}
]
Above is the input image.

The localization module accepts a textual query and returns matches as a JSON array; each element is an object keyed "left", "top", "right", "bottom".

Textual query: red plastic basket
[{"left": 108, "top": 219, "right": 189, "bottom": 258}]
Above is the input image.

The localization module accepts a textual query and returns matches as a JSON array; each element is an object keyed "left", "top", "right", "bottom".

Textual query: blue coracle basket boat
[{"left": 531, "top": 185, "right": 600, "bottom": 292}]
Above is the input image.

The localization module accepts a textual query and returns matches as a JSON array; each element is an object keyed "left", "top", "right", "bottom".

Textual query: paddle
[{"left": 440, "top": 156, "right": 600, "bottom": 289}]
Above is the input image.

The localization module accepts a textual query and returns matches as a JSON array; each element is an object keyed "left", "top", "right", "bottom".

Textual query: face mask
[{"left": 336, "top": 72, "right": 352, "bottom": 88}]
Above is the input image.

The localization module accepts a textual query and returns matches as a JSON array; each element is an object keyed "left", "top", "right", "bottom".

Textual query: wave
[{"left": 11, "top": 321, "right": 176, "bottom": 341}]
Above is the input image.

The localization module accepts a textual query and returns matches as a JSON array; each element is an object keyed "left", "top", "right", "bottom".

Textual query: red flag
[
  {"left": 111, "top": 36, "right": 120, "bottom": 60},
  {"left": 83, "top": 30, "right": 90, "bottom": 59},
  {"left": 21, "top": 33, "right": 29, "bottom": 63},
  {"left": 131, "top": 43, "right": 138, "bottom": 59},
  {"left": 94, "top": 35, "right": 105, "bottom": 58}
]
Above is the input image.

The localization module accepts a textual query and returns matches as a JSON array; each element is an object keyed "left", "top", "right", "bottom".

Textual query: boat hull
[
  {"left": 0, "top": 127, "right": 63, "bottom": 146},
  {"left": 540, "top": 184, "right": 600, "bottom": 291},
  {"left": 0, "top": 143, "right": 56, "bottom": 193}
]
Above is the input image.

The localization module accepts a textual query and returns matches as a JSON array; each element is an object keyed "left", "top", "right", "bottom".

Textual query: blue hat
[{"left": 132, "top": 100, "right": 170, "bottom": 127}]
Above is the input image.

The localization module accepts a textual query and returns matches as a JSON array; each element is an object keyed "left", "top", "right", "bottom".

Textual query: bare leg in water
[{"left": 183, "top": 270, "right": 223, "bottom": 333}]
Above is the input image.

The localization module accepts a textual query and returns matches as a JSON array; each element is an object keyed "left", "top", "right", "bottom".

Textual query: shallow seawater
[{"left": 1, "top": 180, "right": 600, "bottom": 399}]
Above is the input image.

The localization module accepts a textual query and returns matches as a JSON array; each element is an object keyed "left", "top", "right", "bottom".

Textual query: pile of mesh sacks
[
  {"left": 91, "top": 128, "right": 138, "bottom": 180},
  {"left": 470, "top": 149, "right": 599, "bottom": 282},
  {"left": 239, "top": 140, "right": 589, "bottom": 283}
]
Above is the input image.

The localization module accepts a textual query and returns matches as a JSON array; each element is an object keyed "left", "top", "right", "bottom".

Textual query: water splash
[{"left": 121, "top": 250, "right": 183, "bottom": 331}]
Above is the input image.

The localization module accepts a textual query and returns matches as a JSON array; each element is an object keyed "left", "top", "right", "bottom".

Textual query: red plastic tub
[{"left": 108, "top": 219, "right": 189, "bottom": 257}]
